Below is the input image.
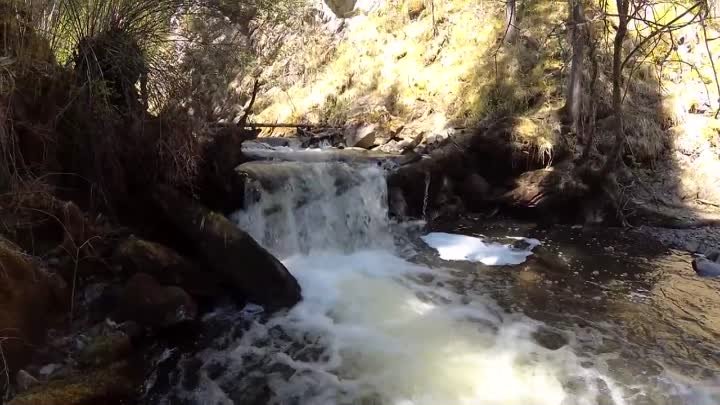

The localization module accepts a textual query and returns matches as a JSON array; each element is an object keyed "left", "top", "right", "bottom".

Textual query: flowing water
[{"left": 144, "top": 159, "right": 720, "bottom": 405}]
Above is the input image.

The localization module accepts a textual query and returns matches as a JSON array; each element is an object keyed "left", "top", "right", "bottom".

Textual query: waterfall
[
  {"left": 231, "top": 162, "right": 391, "bottom": 258},
  {"left": 143, "top": 156, "right": 718, "bottom": 405}
]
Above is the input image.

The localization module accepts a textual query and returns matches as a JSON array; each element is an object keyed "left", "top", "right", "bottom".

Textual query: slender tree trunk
[
  {"left": 566, "top": 0, "right": 587, "bottom": 136},
  {"left": 604, "top": 0, "right": 630, "bottom": 173},
  {"left": 505, "top": 0, "right": 518, "bottom": 44}
]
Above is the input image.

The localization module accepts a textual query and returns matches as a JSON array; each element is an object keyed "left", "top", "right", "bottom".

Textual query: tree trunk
[
  {"left": 605, "top": 0, "right": 630, "bottom": 173},
  {"left": 505, "top": 0, "right": 518, "bottom": 44},
  {"left": 565, "top": 0, "right": 586, "bottom": 136}
]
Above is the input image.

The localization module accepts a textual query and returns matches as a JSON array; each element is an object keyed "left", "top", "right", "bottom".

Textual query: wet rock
[
  {"left": 532, "top": 327, "right": 568, "bottom": 350},
  {"left": 152, "top": 187, "right": 302, "bottom": 310},
  {"left": 692, "top": 257, "right": 720, "bottom": 277},
  {"left": 8, "top": 362, "right": 138, "bottom": 405},
  {"left": 197, "top": 127, "right": 259, "bottom": 212},
  {"left": 345, "top": 123, "right": 378, "bottom": 149},
  {"left": 388, "top": 119, "right": 535, "bottom": 218},
  {"left": 115, "top": 273, "right": 198, "bottom": 328},
  {"left": 389, "top": 187, "right": 408, "bottom": 218},
  {"left": 460, "top": 173, "right": 490, "bottom": 208},
  {"left": 0, "top": 238, "right": 68, "bottom": 376},
  {"left": 113, "top": 236, "right": 220, "bottom": 297},
  {"left": 15, "top": 370, "right": 39, "bottom": 393},
  {"left": 500, "top": 165, "right": 589, "bottom": 213},
  {"left": 77, "top": 330, "right": 132, "bottom": 367},
  {"left": 706, "top": 249, "right": 720, "bottom": 262}
]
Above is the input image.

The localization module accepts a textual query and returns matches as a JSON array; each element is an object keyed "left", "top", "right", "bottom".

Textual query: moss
[
  {"left": 8, "top": 362, "right": 136, "bottom": 405},
  {"left": 77, "top": 333, "right": 132, "bottom": 367}
]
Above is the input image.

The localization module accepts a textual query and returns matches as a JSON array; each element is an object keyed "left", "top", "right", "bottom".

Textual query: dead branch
[{"left": 238, "top": 79, "right": 262, "bottom": 128}]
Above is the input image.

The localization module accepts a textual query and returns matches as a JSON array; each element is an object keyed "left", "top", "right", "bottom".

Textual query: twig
[
  {"left": 700, "top": 14, "right": 720, "bottom": 118},
  {"left": 621, "top": 2, "right": 704, "bottom": 72},
  {"left": 0, "top": 338, "right": 11, "bottom": 400},
  {"left": 69, "top": 236, "right": 102, "bottom": 327},
  {"left": 233, "top": 122, "right": 343, "bottom": 129}
]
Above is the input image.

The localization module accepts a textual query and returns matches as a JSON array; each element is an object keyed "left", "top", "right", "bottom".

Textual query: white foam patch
[{"left": 421, "top": 232, "right": 540, "bottom": 265}]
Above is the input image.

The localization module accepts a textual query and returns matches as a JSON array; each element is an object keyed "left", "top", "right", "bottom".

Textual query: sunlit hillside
[{"left": 238, "top": 0, "right": 720, "bottom": 202}]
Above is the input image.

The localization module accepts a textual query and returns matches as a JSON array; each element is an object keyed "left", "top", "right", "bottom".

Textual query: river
[{"left": 144, "top": 159, "right": 720, "bottom": 405}]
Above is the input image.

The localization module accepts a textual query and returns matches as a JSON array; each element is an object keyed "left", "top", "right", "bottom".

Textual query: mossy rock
[
  {"left": 0, "top": 238, "right": 67, "bottom": 376},
  {"left": 113, "top": 236, "right": 220, "bottom": 298},
  {"left": 8, "top": 362, "right": 137, "bottom": 405},
  {"left": 77, "top": 332, "right": 132, "bottom": 367}
]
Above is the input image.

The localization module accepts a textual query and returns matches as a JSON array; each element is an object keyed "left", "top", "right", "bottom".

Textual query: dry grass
[
  {"left": 511, "top": 115, "right": 561, "bottom": 165},
  {"left": 251, "top": 0, "right": 506, "bottom": 125},
  {"left": 245, "top": 0, "right": 572, "bottom": 155}
]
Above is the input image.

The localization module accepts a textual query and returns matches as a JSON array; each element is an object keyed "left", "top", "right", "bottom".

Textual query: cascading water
[
  {"left": 145, "top": 158, "right": 719, "bottom": 405},
  {"left": 422, "top": 172, "right": 430, "bottom": 221},
  {"left": 231, "top": 162, "right": 392, "bottom": 257}
]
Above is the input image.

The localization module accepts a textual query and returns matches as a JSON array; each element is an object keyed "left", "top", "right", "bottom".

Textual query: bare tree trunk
[
  {"left": 505, "top": 0, "right": 518, "bottom": 44},
  {"left": 605, "top": 0, "right": 630, "bottom": 173},
  {"left": 566, "top": 0, "right": 587, "bottom": 136},
  {"left": 582, "top": 26, "right": 599, "bottom": 159}
]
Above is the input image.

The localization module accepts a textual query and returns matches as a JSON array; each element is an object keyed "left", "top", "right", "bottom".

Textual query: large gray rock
[
  {"left": 692, "top": 257, "right": 720, "bottom": 277},
  {"left": 153, "top": 187, "right": 302, "bottom": 310},
  {"left": 345, "top": 124, "right": 378, "bottom": 149},
  {"left": 325, "top": 0, "right": 357, "bottom": 17}
]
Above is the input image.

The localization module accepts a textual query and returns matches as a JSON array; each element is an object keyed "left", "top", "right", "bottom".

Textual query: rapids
[{"left": 143, "top": 157, "right": 720, "bottom": 405}]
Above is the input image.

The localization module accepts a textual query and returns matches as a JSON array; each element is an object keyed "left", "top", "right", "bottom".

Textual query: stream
[{"left": 144, "top": 154, "right": 720, "bottom": 405}]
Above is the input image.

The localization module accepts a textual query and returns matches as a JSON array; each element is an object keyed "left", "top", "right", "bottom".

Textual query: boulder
[
  {"left": 15, "top": 370, "right": 39, "bottom": 393},
  {"left": 692, "top": 257, "right": 720, "bottom": 277},
  {"left": 113, "top": 236, "right": 221, "bottom": 297},
  {"left": 152, "top": 187, "right": 302, "bottom": 310},
  {"left": 115, "top": 273, "right": 197, "bottom": 328},
  {"left": 345, "top": 124, "right": 378, "bottom": 149},
  {"left": 0, "top": 239, "right": 67, "bottom": 378},
  {"left": 325, "top": 0, "right": 357, "bottom": 17}
]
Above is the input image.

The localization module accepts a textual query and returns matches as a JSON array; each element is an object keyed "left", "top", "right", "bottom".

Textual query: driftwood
[{"left": 242, "top": 123, "right": 342, "bottom": 129}]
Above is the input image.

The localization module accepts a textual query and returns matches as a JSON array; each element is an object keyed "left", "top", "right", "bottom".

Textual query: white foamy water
[
  {"left": 421, "top": 232, "right": 541, "bottom": 265},
  {"left": 149, "top": 160, "right": 718, "bottom": 405},
  {"left": 232, "top": 162, "right": 392, "bottom": 257}
]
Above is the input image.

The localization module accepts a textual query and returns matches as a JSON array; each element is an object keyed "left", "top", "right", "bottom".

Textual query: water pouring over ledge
[{"left": 144, "top": 156, "right": 719, "bottom": 405}]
